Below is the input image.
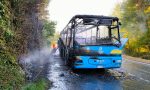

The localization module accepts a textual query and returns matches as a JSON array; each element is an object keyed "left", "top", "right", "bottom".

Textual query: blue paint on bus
[{"left": 73, "top": 38, "right": 128, "bottom": 69}]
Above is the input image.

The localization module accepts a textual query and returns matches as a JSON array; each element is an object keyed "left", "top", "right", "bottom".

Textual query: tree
[
  {"left": 112, "top": 0, "right": 150, "bottom": 59},
  {"left": 43, "top": 20, "right": 56, "bottom": 38}
]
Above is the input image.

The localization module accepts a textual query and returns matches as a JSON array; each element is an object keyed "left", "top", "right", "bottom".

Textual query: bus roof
[
  {"left": 72, "top": 15, "right": 119, "bottom": 21},
  {"left": 68, "top": 15, "right": 119, "bottom": 26},
  {"left": 61, "top": 15, "right": 119, "bottom": 34}
]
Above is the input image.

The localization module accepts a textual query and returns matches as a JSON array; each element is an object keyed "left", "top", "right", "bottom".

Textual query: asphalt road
[{"left": 48, "top": 50, "right": 150, "bottom": 90}]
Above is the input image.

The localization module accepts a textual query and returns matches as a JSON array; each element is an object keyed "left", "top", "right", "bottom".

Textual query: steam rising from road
[{"left": 19, "top": 47, "right": 52, "bottom": 81}]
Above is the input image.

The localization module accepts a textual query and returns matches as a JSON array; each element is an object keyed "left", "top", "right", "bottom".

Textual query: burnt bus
[{"left": 58, "top": 15, "right": 128, "bottom": 69}]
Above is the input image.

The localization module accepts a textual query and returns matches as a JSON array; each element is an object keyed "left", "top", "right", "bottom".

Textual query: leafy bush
[{"left": 0, "top": 0, "right": 53, "bottom": 89}]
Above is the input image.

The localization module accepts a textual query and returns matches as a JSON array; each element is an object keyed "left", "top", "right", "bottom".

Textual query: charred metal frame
[{"left": 60, "top": 15, "right": 121, "bottom": 50}]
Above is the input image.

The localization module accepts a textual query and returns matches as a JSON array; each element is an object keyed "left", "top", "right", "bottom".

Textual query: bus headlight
[
  {"left": 76, "top": 56, "right": 81, "bottom": 60},
  {"left": 111, "top": 49, "right": 122, "bottom": 54}
]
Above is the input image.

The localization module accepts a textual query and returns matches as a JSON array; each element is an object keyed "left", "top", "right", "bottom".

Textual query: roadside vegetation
[
  {"left": 22, "top": 79, "right": 51, "bottom": 90},
  {"left": 43, "top": 20, "right": 56, "bottom": 46},
  {"left": 113, "top": 0, "right": 150, "bottom": 59},
  {"left": 0, "top": 0, "right": 55, "bottom": 89}
]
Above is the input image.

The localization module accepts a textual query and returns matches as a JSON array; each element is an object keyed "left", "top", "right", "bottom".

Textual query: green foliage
[
  {"left": 22, "top": 79, "right": 50, "bottom": 90},
  {"left": 0, "top": 0, "right": 54, "bottom": 89},
  {"left": 0, "top": 1, "right": 25, "bottom": 89},
  {"left": 112, "top": 0, "right": 150, "bottom": 59},
  {"left": 43, "top": 20, "right": 56, "bottom": 40},
  {"left": 0, "top": 64, "right": 25, "bottom": 90}
]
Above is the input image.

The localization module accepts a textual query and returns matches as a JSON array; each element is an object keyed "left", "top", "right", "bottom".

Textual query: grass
[{"left": 22, "top": 79, "right": 51, "bottom": 90}]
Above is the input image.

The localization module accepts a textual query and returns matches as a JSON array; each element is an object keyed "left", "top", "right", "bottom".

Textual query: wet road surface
[{"left": 47, "top": 50, "right": 150, "bottom": 90}]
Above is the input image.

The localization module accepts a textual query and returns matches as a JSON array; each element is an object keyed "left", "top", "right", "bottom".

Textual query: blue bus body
[
  {"left": 73, "top": 38, "right": 128, "bottom": 69},
  {"left": 58, "top": 15, "right": 128, "bottom": 69}
]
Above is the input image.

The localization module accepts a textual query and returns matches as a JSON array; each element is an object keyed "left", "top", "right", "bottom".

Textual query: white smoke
[{"left": 19, "top": 47, "right": 52, "bottom": 80}]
